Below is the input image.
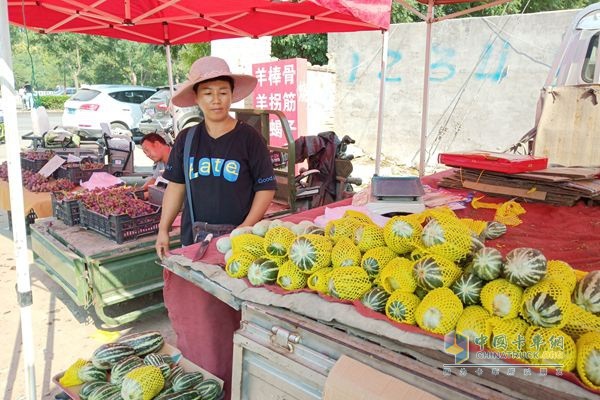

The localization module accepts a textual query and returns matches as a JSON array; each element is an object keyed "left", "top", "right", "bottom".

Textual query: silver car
[{"left": 138, "top": 87, "right": 202, "bottom": 141}]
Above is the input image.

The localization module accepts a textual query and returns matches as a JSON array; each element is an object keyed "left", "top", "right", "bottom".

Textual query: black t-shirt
[{"left": 163, "top": 120, "right": 277, "bottom": 245}]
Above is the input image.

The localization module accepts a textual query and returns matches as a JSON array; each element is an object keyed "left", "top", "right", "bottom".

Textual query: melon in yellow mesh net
[
  {"left": 58, "top": 358, "right": 87, "bottom": 387},
  {"left": 574, "top": 269, "right": 588, "bottom": 283},
  {"left": 331, "top": 237, "right": 362, "bottom": 268},
  {"left": 343, "top": 209, "right": 376, "bottom": 225},
  {"left": 121, "top": 365, "right": 164, "bottom": 400},
  {"left": 327, "top": 266, "right": 372, "bottom": 300},
  {"left": 354, "top": 224, "right": 386, "bottom": 253},
  {"left": 520, "top": 278, "right": 572, "bottom": 329},
  {"left": 225, "top": 252, "right": 257, "bottom": 278},
  {"left": 385, "top": 290, "right": 421, "bottom": 325},
  {"left": 456, "top": 306, "right": 491, "bottom": 344},
  {"left": 460, "top": 218, "right": 488, "bottom": 236},
  {"left": 289, "top": 234, "right": 332, "bottom": 274},
  {"left": 480, "top": 279, "right": 523, "bottom": 319},
  {"left": 415, "top": 287, "right": 464, "bottom": 334},
  {"left": 380, "top": 257, "right": 417, "bottom": 294},
  {"left": 525, "top": 326, "right": 576, "bottom": 372},
  {"left": 412, "top": 254, "right": 462, "bottom": 291},
  {"left": 263, "top": 226, "right": 296, "bottom": 258},
  {"left": 308, "top": 267, "right": 333, "bottom": 294},
  {"left": 383, "top": 215, "right": 422, "bottom": 254},
  {"left": 420, "top": 212, "right": 473, "bottom": 262},
  {"left": 576, "top": 331, "right": 600, "bottom": 390},
  {"left": 325, "top": 217, "right": 363, "bottom": 244},
  {"left": 545, "top": 260, "right": 577, "bottom": 293},
  {"left": 231, "top": 233, "right": 265, "bottom": 258},
  {"left": 361, "top": 246, "right": 397, "bottom": 280},
  {"left": 562, "top": 304, "right": 600, "bottom": 341},
  {"left": 277, "top": 260, "right": 308, "bottom": 290},
  {"left": 488, "top": 317, "right": 530, "bottom": 360}
]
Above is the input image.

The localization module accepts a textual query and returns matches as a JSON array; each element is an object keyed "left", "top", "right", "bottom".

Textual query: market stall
[{"left": 159, "top": 172, "right": 600, "bottom": 399}]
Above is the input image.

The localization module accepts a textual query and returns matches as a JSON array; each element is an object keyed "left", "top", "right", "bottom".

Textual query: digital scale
[{"left": 366, "top": 175, "right": 426, "bottom": 215}]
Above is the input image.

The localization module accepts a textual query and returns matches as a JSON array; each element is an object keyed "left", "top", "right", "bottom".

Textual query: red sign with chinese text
[{"left": 252, "top": 58, "right": 307, "bottom": 148}]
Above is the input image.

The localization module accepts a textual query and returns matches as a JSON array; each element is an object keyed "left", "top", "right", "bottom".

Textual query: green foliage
[
  {"left": 38, "top": 95, "right": 69, "bottom": 110},
  {"left": 271, "top": 34, "right": 328, "bottom": 65}
]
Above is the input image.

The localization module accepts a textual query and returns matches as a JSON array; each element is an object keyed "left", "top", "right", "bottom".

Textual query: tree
[{"left": 271, "top": 34, "right": 328, "bottom": 65}]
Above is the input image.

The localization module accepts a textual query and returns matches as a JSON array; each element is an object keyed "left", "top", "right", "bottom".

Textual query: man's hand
[{"left": 155, "top": 229, "right": 171, "bottom": 260}]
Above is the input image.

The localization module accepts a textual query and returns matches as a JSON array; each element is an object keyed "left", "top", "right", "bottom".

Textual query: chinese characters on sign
[{"left": 252, "top": 58, "right": 307, "bottom": 148}]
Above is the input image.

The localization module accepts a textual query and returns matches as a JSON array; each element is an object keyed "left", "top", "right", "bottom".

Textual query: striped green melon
[
  {"left": 361, "top": 246, "right": 396, "bottom": 279},
  {"left": 173, "top": 371, "right": 205, "bottom": 392},
  {"left": 472, "top": 247, "right": 503, "bottom": 281},
  {"left": 421, "top": 219, "right": 446, "bottom": 247},
  {"left": 502, "top": 247, "right": 547, "bottom": 287},
  {"left": 194, "top": 379, "right": 223, "bottom": 400},
  {"left": 247, "top": 257, "right": 280, "bottom": 286},
  {"left": 469, "top": 232, "right": 486, "bottom": 254},
  {"left": 88, "top": 384, "right": 121, "bottom": 400},
  {"left": 156, "top": 390, "right": 202, "bottom": 399},
  {"left": 483, "top": 221, "right": 507, "bottom": 240},
  {"left": 385, "top": 291, "right": 420, "bottom": 324},
  {"left": 78, "top": 362, "right": 108, "bottom": 383},
  {"left": 143, "top": 353, "right": 172, "bottom": 366},
  {"left": 414, "top": 286, "right": 428, "bottom": 300},
  {"left": 264, "top": 226, "right": 296, "bottom": 257},
  {"left": 360, "top": 287, "right": 390, "bottom": 312},
  {"left": 289, "top": 234, "right": 332, "bottom": 273},
  {"left": 79, "top": 382, "right": 110, "bottom": 400},
  {"left": 451, "top": 273, "right": 484, "bottom": 306},
  {"left": 91, "top": 342, "right": 136, "bottom": 369},
  {"left": 110, "top": 355, "right": 144, "bottom": 385},
  {"left": 522, "top": 292, "right": 566, "bottom": 327},
  {"left": 117, "top": 330, "right": 165, "bottom": 356},
  {"left": 167, "top": 364, "right": 185, "bottom": 386},
  {"left": 573, "top": 270, "right": 600, "bottom": 315},
  {"left": 412, "top": 255, "right": 461, "bottom": 290}
]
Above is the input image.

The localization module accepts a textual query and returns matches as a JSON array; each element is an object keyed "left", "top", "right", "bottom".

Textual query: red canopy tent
[{"left": 1, "top": 1, "right": 391, "bottom": 399}]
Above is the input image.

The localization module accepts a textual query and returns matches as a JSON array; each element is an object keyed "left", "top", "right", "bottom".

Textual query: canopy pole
[
  {"left": 418, "top": 0, "right": 434, "bottom": 177},
  {"left": 374, "top": 29, "right": 389, "bottom": 176},
  {"left": 165, "top": 44, "right": 179, "bottom": 136},
  {"left": 0, "top": 1, "right": 37, "bottom": 399}
]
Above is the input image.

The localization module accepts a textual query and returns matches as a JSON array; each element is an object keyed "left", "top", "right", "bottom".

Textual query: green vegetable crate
[{"left": 79, "top": 202, "right": 161, "bottom": 244}]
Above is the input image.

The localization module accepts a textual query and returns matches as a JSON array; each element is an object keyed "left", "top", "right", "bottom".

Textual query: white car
[{"left": 62, "top": 84, "right": 156, "bottom": 137}]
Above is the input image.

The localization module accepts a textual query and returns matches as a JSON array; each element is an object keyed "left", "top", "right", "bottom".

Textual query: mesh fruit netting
[
  {"left": 289, "top": 234, "right": 333, "bottom": 274},
  {"left": 331, "top": 237, "right": 362, "bottom": 268},
  {"left": 563, "top": 304, "right": 600, "bottom": 341},
  {"left": 327, "top": 266, "right": 372, "bottom": 301},
  {"left": 420, "top": 209, "right": 472, "bottom": 262},
  {"left": 343, "top": 209, "right": 376, "bottom": 225},
  {"left": 354, "top": 224, "right": 386, "bottom": 253},
  {"left": 307, "top": 267, "right": 333, "bottom": 294},
  {"left": 546, "top": 260, "right": 577, "bottom": 293},
  {"left": 231, "top": 234, "right": 266, "bottom": 258},
  {"left": 481, "top": 279, "right": 523, "bottom": 319},
  {"left": 456, "top": 305, "right": 491, "bottom": 344},
  {"left": 521, "top": 278, "right": 571, "bottom": 329},
  {"left": 264, "top": 226, "right": 296, "bottom": 258},
  {"left": 525, "top": 326, "right": 577, "bottom": 372},
  {"left": 325, "top": 217, "right": 363, "bottom": 244},
  {"left": 383, "top": 215, "right": 422, "bottom": 254},
  {"left": 380, "top": 257, "right": 417, "bottom": 294},
  {"left": 361, "top": 246, "right": 397, "bottom": 280},
  {"left": 415, "top": 287, "right": 463, "bottom": 334},
  {"left": 122, "top": 365, "right": 164, "bottom": 400},
  {"left": 225, "top": 252, "right": 257, "bottom": 278},
  {"left": 488, "top": 317, "right": 530, "bottom": 360},
  {"left": 277, "top": 260, "right": 308, "bottom": 290},
  {"left": 385, "top": 290, "right": 421, "bottom": 325},
  {"left": 58, "top": 358, "right": 87, "bottom": 387},
  {"left": 576, "top": 332, "right": 600, "bottom": 390}
]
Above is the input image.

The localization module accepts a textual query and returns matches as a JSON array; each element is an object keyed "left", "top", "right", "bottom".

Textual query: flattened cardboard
[{"left": 323, "top": 355, "right": 440, "bottom": 400}]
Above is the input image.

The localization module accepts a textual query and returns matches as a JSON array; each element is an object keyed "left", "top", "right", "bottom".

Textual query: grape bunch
[
  {"left": 23, "top": 171, "right": 76, "bottom": 192},
  {"left": 62, "top": 161, "right": 105, "bottom": 170},
  {"left": 79, "top": 186, "right": 154, "bottom": 217},
  {"left": 21, "top": 150, "right": 54, "bottom": 161}
]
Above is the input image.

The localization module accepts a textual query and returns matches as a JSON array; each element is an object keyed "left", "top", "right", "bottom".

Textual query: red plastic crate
[{"left": 438, "top": 151, "right": 548, "bottom": 174}]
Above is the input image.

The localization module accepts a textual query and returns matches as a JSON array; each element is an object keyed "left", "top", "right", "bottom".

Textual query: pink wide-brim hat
[{"left": 171, "top": 56, "right": 257, "bottom": 107}]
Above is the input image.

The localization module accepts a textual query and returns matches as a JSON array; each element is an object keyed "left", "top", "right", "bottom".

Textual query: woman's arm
[
  {"left": 155, "top": 182, "right": 185, "bottom": 259},
  {"left": 239, "top": 190, "right": 275, "bottom": 227}
]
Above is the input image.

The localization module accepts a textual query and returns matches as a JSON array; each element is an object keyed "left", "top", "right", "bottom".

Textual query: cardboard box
[
  {"left": 53, "top": 342, "right": 223, "bottom": 399},
  {"left": 438, "top": 151, "right": 548, "bottom": 174}
]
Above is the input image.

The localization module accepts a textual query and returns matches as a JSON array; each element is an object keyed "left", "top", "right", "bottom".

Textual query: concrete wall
[
  {"left": 328, "top": 10, "right": 577, "bottom": 168},
  {"left": 306, "top": 67, "right": 336, "bottom": 135}
]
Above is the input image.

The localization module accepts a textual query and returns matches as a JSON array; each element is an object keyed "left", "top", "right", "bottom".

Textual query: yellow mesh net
[
  {"left": 471, "top": 197, "right": 526, "bottom": 226},
  {"left": 563, "top": 304, "right": 600, "bottom": 341},
  {"left": 420, "top": 210, "right": 472, "bottom": 262},
  {"left": 331, "top": 237, "right": 362, "bottom": 268},
  {"left": 231, "top": 234, "right": 266, "bottom": 258},
  {"left": 460, "top": 218, "right": 488, "bottom": 236},
  {"left": 574, "top": 269, "right": 588, "bottom": 282},
  {"left": 489, "top": 317, "right": 530, "bottom": 360},
  {"left": 480, "top": 279, "right": 523, "bottom": 319},
  {"left": 546, "top": 260, "right": 577, "bottom": 293},
  {"left": 308, "top": 267, "right": 333, "bottom": 294},
  {"left": 361, "top": 246, "right": 397, "bottom": 280},
  {"left": 576, "top": 332, "right": 600, "bottom": 390},
  {"left": 385, "top": 290, "right": 421, "bottom": 325},
  {"left": 58, "top": 358, "right": 87, "bottom": 387},
  {"left": 122, "top": 365, "right": 165, "bottom": 400},
  {"left": 354, "top": 224, "right": 386, "bottom": 253},
  {"left": 383, "top": 215, "right": 422, "bottom": 254},
  {"left": 412, "top": 254, "right": 462, "bottom": 290},
  {"left": 277, "top": 260, "right": 308, "bottom": 290},
  {"left": 289, "top": 234, "right": 332, "bottom": 274},
  {"left": 456, "top": 306, "right": 491, "bottom": 344},
  {"left": 225, "top": 252, "right": 257, "bottom": 278},
  {"left": 380, "top": 257, "right": 417, "bottom": 294},
  {"left": 264, "top": 226, "right": 296, "bottom": 258},
  {"left": 327, "top": 266, "right": 372, "bottom": 300},
  {"left": 415, "top": 287, "right": 464, "bottom": 334},
  {"left": 525, "top": 326, "right": 577, "bottom": 372},
  {"left": 325, "top": 217, "right": 363, "bottom": 244},
  {"left": 344, "top": 209, "right": 376, "bottom": 225},
  {"left": 520, "top": 279, "right": 571, "bottom": 329}
]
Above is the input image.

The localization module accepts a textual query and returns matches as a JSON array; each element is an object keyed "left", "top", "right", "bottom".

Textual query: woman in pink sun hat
[{"left": 156, "top": 56, "right": 276, "bottom": 398}]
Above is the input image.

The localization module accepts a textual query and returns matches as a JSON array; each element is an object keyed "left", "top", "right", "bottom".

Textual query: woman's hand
[{"left": 155, "top": 229, "right": 171, "bottom": 260}]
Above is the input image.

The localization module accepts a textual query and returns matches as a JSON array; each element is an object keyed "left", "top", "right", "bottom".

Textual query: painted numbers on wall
[{"left": 348, "top": 40, "right": 510, "bottom": 84}]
